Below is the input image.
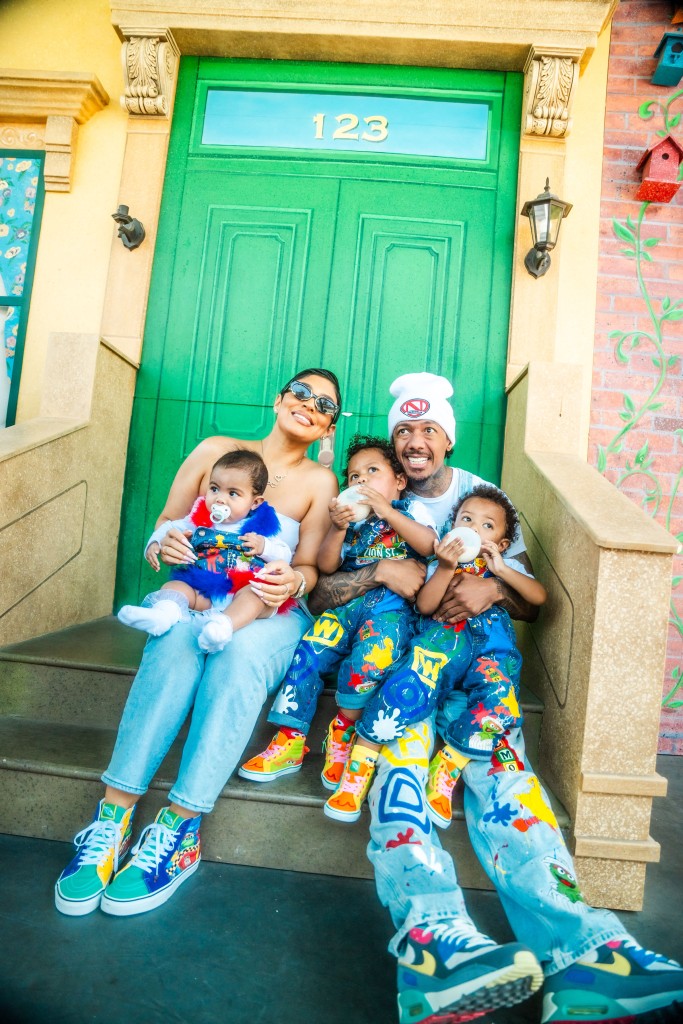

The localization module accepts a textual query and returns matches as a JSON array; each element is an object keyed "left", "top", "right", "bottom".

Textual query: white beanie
[{"left": 388, "top": 372, "right": 456, "bottom": 444}]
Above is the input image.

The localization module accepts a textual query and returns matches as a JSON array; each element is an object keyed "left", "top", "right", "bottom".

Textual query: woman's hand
[
  {"left": 250, "top": 561, "right": 300, "bottom": 609},
  {"left": 158, "top": 528, "right": 196, "bottom": 566}
]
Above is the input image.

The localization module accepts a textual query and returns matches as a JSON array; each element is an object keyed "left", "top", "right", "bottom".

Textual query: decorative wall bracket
[
  {"left": 0, "top": 70, "right": 109, "bottom": 191},
  {"left": 119, "top": 28, "right": 179, "bottom": 117},
  {"left": 523, "top": 47, "right": 582, "bottom": 139}
]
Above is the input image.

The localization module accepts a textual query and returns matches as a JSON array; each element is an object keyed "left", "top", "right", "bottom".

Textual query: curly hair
[
  {"left": 450, "top": 483, "right": 519, "bottom": 543},
  {"left": 212, "top": 449, "right": 269, "bottom": 496},
  {"left": 343, "top": 434, "right": 404, "bottom": 481}
]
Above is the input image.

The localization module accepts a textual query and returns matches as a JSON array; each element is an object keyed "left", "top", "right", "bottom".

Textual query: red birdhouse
[{"left": 635, "top": 135, "right": 683, "bottom": 202}]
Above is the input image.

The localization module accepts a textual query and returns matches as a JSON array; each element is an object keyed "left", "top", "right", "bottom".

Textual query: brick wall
[{"left": 589, "top": 0, "right": 683, "bottom": 753}]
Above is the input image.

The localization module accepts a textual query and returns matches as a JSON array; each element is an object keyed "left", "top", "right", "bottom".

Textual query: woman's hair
[
  {"left": 450, "top": 483, "right": 519, "bottom": 543},
  {"left": 343, "top": 434, "right": 403, "bottom": 481},
  {"left": 279, "top": 368, "right": 342, "bottom": 423},
  {"left": 212, "top": 449, "right": 269, "bottom": 496}
]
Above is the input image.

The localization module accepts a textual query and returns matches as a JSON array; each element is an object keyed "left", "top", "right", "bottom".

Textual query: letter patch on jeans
[
  {"left": 411, "top": 646, "right": 449, "bottom": 689},
  {"left": 303, "top": 612, "right": 344, "bottom": 648}
]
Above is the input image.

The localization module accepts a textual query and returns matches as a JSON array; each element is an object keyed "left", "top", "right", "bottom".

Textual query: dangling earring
[{"left": 318, "top": 434, "right": 335, "bottom": 467}]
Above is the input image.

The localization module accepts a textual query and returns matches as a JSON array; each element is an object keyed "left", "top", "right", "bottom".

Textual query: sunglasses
[{"left": 287, "top": 380, "right": 340, "bottom": 420}]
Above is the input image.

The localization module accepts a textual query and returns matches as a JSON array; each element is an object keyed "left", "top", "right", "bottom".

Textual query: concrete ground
[{"left": 1, "top": 755, "right": 681, "bottom": 1024}]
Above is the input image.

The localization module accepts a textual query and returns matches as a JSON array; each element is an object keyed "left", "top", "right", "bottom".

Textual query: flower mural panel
[{"left": 0, "top": 154, "right": 43, "bottom": 427}]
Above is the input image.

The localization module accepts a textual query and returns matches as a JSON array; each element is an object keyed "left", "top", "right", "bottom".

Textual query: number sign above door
[{"left": 201, "top": 89, "right": 490, "bottom": 160}]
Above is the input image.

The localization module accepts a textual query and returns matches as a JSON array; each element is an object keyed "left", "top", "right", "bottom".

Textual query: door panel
[{"left": 116, "top": 60, "right": 521, "bottom": 606}]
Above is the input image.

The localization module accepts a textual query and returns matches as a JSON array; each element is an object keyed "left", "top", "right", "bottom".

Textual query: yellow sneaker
[
  {"left": 425, "top": 745, "right": 470, "bottom": 828},
  {"left": 238, "top": 730, "right": 309, "bottom": 782},
  {"left": 321, "top": 715, "right": 356, "bottom": 791},
  {"left": 324, "top": 743, "right": 378, "bottom": 823}
]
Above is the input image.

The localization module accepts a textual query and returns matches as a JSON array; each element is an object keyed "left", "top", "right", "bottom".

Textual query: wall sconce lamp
[
  {"left": 520, "top": 179, "right": 572, "bottom": 279},
  {"left": 112, "top": 204, "right": 146, "bottom": 250}
]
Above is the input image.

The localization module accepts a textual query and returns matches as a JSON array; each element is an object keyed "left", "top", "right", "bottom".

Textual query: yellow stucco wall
[{"left": 0, "top": 0, "right": 127, "bottom": 421}]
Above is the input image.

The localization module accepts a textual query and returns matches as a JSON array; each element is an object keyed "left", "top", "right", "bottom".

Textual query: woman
[{"left": 55, "top": 369, "right": 341, "bottom": 918}]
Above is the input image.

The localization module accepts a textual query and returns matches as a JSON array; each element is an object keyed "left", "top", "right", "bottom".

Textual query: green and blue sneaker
[
  {"left": 100, "top": 806, "right": 201, "bottom": 917},
  {"left": 55, "top": 800, "right": 135, "bottom": 916},
  {"left": 397, "top": 919, "right": 543, "bottom": 1024},
  {"left": 541, "top": 938, "right": 683, "bottom": 1023}
]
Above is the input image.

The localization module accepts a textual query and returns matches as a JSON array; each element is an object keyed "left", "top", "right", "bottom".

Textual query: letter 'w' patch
[
  {"left": 304, "top": 612, "right": 343, "bottom": 648},
  {"left": 411, "top": 646, "right": 449, "bottom": 688}
]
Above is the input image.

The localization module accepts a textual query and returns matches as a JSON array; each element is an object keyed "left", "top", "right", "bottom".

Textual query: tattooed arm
[
  {"left": 431, "top": 551, "right": 539, "bottom": 625},
  {"left": 308, "top": 559, "right": 426, "bottom": 617}
]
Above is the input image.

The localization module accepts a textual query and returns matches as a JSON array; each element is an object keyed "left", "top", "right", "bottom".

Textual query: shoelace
[
  {"left": 327, "top": 731, "right": 354, "bottom": 764},
  {"left": 73, "top": 819, "right": 125, "bottom": 873},
  {"left": 338, "top": 763, "right": 371, "bottom": 796},
  {"left": 619, "top": 939, "right": 681, "bottom": 969},
  {"left": 425, "top": 918, "right": 495, "bottom": 952},
  {"left": 432, "top": 759, "right": 457, "bottom": 799},
  {"left": 130, "top": 822, "right": 178, "bottom": 876}
]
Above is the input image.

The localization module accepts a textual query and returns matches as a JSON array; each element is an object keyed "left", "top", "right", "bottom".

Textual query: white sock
[
  {"left": 118, "top": 599, "right": 184, "bottom": 636},
  {"left": 198, "top": 614, "right": 234, "bottom": 653}
]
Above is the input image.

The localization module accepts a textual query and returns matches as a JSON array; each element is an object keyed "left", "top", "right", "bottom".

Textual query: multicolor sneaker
[
  {"left": 425, "top": 745, "right": 470, "bottom": 828},
  {"left": 541, "top": 938, "right": 683, "bottom": 1023},
  {"left": 397, "top": 919, "right": 543, "bottom": 1024},
  {"left": 55, "top": 800, "right": 135, "bottom": 916},
  {"left": 238, "top": 730, "right": 309, "bottom": 782},
  {"left": 321, "top": 715, "right": 356, "bottom": 791},
  {"left": 324, "top": 743, "right": 378, "bottom": 823},
  {"left": 100, "top": 807, "right": 201, "bottom": 917}
]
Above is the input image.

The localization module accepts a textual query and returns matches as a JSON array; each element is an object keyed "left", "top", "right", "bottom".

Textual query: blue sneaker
[
  {"left": 55, "top": 801, "right": 135, "bottom": 916},
  {"left": 397, "top": 919, "right": 543, "bottom": 1023},
  {"left": 100, "top": 807, "right": 201, "bottom": 917},
  {"left": 541, "top": 939, "right": 683, "bottom": 1023}
]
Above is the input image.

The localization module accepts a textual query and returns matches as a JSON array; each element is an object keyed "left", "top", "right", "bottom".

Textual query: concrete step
[
  {"left": 0, "top": 616, "right": 563, "bottom": 890},
  {"left": 0, "top": 714, "right": 568, "bottom": 889}
]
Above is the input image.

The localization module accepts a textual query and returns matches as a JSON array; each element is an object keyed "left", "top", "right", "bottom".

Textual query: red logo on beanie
[{"left": 400, "top": 398, "right": 430, "bottom": 418}]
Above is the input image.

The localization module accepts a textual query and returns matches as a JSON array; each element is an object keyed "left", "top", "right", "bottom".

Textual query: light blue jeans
[
  {"left": 367, "top": 704, "right": 629, "bottom": 976},
  {"left": 102, "top": 608, "right": 309, "bottom": 813}
]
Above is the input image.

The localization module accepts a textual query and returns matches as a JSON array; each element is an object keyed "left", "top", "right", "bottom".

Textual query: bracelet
[{"left": 291, "top": 570, "right": 307, "bottom": 599}]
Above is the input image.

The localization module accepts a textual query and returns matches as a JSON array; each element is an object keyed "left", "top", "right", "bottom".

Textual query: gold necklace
[{"left": 260, "top": 441, "right": 305, "bottom": 488}]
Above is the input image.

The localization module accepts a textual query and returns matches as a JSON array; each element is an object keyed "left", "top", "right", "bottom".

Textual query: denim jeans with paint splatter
[
  {"left": 367, "top": 709, "right": 628, "bottom": 976},
  {"left": 355, "top": 607, "right": 522, "bottom": 754},
  {"left": 267, "top": 589, "right": 416, "bottom": 732},
  {"left": 102, "top": 607, "right": 309, "bottom": 814}
]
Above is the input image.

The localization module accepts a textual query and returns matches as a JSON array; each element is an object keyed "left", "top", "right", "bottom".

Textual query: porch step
[{"left": 0, "top": 617, "right": 567, "bottom": 888}]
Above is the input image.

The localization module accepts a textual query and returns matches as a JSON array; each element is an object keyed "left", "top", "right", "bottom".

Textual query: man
[{"left": 309, "top": 372, "right": 683, "bottom": 1024}]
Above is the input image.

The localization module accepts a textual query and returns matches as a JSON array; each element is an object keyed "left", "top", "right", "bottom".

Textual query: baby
[{"left": 118, "top": 449, "right": 292, "bottom": 653}]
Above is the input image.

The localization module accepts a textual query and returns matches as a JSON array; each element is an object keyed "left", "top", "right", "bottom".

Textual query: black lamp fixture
[
  {"left": 520, "top": 179, "right": 572, "bottom": 278},
  {"left": 111, "top": 204, "right": 146, "bottom": 251}
]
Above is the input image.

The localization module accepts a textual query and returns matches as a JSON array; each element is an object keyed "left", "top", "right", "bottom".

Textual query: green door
[{"left": 116, "top": 59, "right": 522, "bottom": 606}]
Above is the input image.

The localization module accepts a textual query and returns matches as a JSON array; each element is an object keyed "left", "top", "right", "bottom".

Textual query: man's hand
[
  {"left": 375, "top": 558, "right": 426, "bottom": 601},
  {"left": 433, "top": 572, "right": 499, "bottom": 624}
]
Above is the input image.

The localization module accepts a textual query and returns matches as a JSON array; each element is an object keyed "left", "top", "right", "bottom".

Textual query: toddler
[
  {"left": 118, "top": 449, "right": 293, "bottom": 654},
  {"left": 325, "top": 483, "right": 546, "bottom": 823},
  {"left": 239, "top": 434, "right": 437, "bottom": 791}
]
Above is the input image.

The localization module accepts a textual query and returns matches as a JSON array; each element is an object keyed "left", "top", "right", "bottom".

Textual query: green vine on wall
[{"left": 597, "top": 88, "right": 683, "bottom": 713}]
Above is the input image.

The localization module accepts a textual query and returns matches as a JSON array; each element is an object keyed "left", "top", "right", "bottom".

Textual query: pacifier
[
  {"left": 336, "top": 485, "right": 372, "bottom": 523},
  {"left": 209, "top": 502, "right": 232, "bottom": 525},
  {"left": 442, "top": 526, "right": 481, "bottom": 563}
]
